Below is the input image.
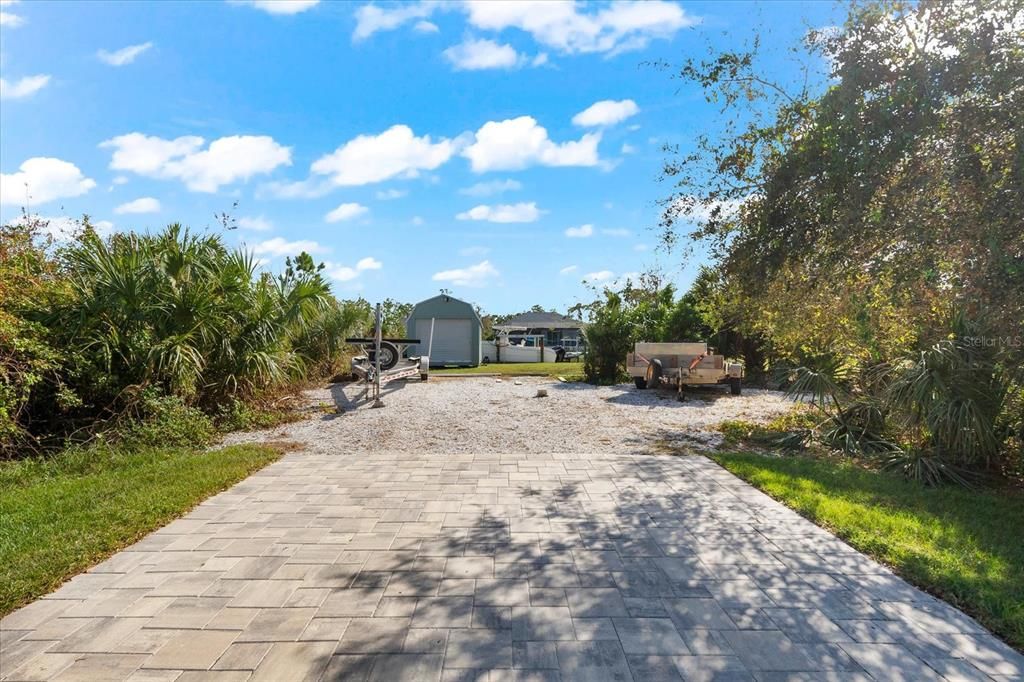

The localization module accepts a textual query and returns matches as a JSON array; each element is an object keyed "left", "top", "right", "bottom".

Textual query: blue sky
[{"left": 0, "top": 0, "right": 840, "bottom": 314}]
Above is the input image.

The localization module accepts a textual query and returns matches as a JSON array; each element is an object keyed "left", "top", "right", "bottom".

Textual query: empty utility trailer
[{"left": 627, "top": 341, "right": 744, "bottom": 396}]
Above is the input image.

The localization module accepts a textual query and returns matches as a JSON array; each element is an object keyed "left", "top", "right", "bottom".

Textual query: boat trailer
[{"left": 345, "top": 303, "right": 431, "bottom": 408}]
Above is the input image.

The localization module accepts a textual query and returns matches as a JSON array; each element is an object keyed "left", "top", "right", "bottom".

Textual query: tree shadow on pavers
[{"left": 305, "top": 455, "right": 986, "bottom": 680}]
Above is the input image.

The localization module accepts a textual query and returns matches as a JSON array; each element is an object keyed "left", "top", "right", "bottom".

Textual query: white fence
[{"left": 481, "top": 340, "right": 557, "bottom": 363}]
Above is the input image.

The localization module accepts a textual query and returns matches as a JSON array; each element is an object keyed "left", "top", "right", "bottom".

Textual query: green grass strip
[
  {"left": 711, "top": 451, "right": 1024, "bottom": 651},
  {"left": 0, "top": 443, "right": 282, "bottom": 615},
  {"left": 432, "top": 361, "right": 585, "bottom": 380}
]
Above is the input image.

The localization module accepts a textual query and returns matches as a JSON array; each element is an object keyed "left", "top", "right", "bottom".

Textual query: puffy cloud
[
  {"left": 325, "top": 202, "right": 369, "bottom": 223},
  {"left": 620, "top": 143, "right": 636, "bottom": 154},
  {"left": 456, "top": 202, "right": 541, "bottom": 223},
  {"left": 463, "top": 116, "right": 600, "bottom": 172},
  {"left": 356, "top": 256, "right": 382, "bottom": 270},
  {"left": 114, "top": 197, "right": 161, "bottom": 214},
  {"left": 1, "top": 157, "right": 96, "bottom": 206},
  {"left": 326, "top": 255, "right": 382, "bottom": 282},
  {"left": 101, "top": 133, "right": 291, "bottom": 192},
  {"left": 231, "top": 0, "right": 319, "bottom": 15},
  {"left": 459, "top": 178, "right": 522, "bottom": 197},
  {"left": 463, "top": 0, "right": 697, "bottom": 56},
  {"left": 432, "top": 259, "right": 499, "bottom": 287},
  {"left": 411, "top": 216, "right": 425, "bottom": 226},
  {"left": 97, "top": 42, "right": 153, "bottom": 66},
  {"left": 573, "top": 99, "right": 639, "bottom": 127},
  {"left": 311, "top": 124, "right": 456, "bottom": 186},
  {"left": 584, "top": 269, "right": 614, "bottom": 282},
  {"left": 0, "top": 0, "right": 24, "bottom": 27},
  {"left": 353, "top": 1, "right": 697, "bottom": 57},
  {"left": 0, "top": 75, "right": 50, "bottom": 99},
  {"left": 237, "top": 216, "right": 272, "bottom": 231},
  {"left": 444, "top": 38, "right": 522, "bottom": 70},
  {"left": 564, "top": 224, "right": 593, "bottom": 238},
  {"left": 375, "top": 188, "right": 407, "bottom": 200},
  {"left": 249, "top": 237, "right": 327, "bottom": 257},
  {"left": 353, "top": 1, "right": 437, "bottom": 40},
  {"left": 559, "top": 265, "right": 578, "bottom": 275},
  {"left": 414, "top": 20, "right": 439, "bottom": 33}
]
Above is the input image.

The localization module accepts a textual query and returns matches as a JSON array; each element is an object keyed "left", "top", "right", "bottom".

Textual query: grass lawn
[
  {"left": 432, "top": 361, "right": 585, "bottom": 380},
  {"left": 711, "top": 450, "right": 1024, "bottom": 651},
  {"left": 0, "top": 443, "right": 283, "bottom": 615}
]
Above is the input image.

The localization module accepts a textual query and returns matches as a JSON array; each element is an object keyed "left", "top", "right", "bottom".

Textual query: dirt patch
[{"left": 222, "top": 377, "right": 796, "bottom": 455}]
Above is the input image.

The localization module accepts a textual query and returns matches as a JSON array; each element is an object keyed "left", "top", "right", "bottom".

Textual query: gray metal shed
[{"left": 406, "top": 294, "right": 482, "bottom": 367}]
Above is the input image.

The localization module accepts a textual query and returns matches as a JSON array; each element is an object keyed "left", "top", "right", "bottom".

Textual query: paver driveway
[{"left": 2, "top": 449, "right": 1021, "bottom": 681}]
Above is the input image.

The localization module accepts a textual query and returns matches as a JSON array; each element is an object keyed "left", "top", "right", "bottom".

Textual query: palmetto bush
[
  {"left": 784, "top": 313, "right": 1015, "bottom": 486},
  {"left": 54, "top": 224, "right": 334, "bottom": 408}
]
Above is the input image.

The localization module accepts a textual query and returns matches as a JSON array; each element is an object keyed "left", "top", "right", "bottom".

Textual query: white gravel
[{"left": 222, "top": 377, "right": 797, "bottom": 455}]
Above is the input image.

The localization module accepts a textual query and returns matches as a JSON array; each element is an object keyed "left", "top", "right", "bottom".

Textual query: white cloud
[
  {"left": 432, "top": 259, "right": 500, "bottom": 287},
  {"left": 250, "top": 237, "right": 327, "bottom": 257},
  {"left": 559, "top": 265, "right": 578, "bottom": 275},
  {"left": 532, "top": 52, "right": 549, "bottom": 66},
  {"left": 0, "top": 75, "right": 50, "bottom": 99},
  {"left": 237, "top": 215, "right": 272, "bottom": 231},
  {"left": 97, "top": 42, "right": 153, "bottom": 66},
  {"left": 460, "top": 245, "right": 490, "bottom": 257},
  {"left": 1, "top": 157, "right": 96, "bottom": 206},
  {"left": 354, "top": 1, "right": 698, "bottom": 57},
  {"left": 325, "top": 202, "right": 369, "bottom": 223},
  {"left": 311, "top": 124, "right": 456, "bottom": 186},
  {"left": 414, "top": 20, "right": 439, "bottom": 33},
  {"left": 572, "top": 99, "right": 639, "bottom": 127},
  {"left": 114, "top": 197, "right": 161, "bottom": 214},
  {"left": 232, "top": 0, "right": 319, "bottom": 15},
  {"left": 463, "top": 116, "right": 600, "bottom": 172},
  {"left": 375, "top": 188, "right": 407, "bottom": 200},
  {"left": 456, "top": 202, "right": 541, "bottom": 223},
  {"left": 602, "top": 227, "right": 630, "bottom": 236},
  {"left": 0, "top": 0, "right": 24, "bottom": 27},
  {"left": 459, "top": 178, "right": 522, "bottom": 197},
  {"left": 101, "top": 133, "right": 291, "bottom": 193},
  {"left": 356, "top": 256, "right": 382, "bottom": 271},
  {"left": 112, "top": 176, "right": 130, "bottom": 185},
  {"left": 411, "top": 216, "right": 425, "bottom": 226},
  {"left": 463, "top": 0, "right": 698, "bottom": 56},
  {"left": 325, "top": 255, "right": 381, "bottom": 282},
  {"left": 584, "top": 270, "right": 615, "bottom": 282},
  {"left": 565, "top": 224, "right": 593, "bottom": 238},
  {"left": 353, "top": 1, "right": 436, "bottom": 40},
  {"left": 620, "top": 143, "right": 636, "bottom": 154},
  {"left": 444, "top": 38, "right": 522, "bottom": 70}
]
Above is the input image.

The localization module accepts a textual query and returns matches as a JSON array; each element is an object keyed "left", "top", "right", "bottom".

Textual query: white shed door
[{"left": 416, "top": 319, "right": 472, "bottom": 364}]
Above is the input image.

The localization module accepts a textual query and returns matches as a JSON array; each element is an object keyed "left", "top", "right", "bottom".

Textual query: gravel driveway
[{"left": 222, "top": 377, "right": 796, "bottom": 454}]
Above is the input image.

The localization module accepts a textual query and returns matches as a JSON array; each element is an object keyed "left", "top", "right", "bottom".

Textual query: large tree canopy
[{"left": 660, "top": 0, "right": 1023, "bottom": 363}]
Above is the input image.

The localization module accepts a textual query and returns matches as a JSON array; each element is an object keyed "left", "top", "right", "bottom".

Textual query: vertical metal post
[
  {"left": 427, "top": 317, "right": 435, "bottom": 358},
  {"left": 372, "top": 303, "right": 384, "bottom": 408}
]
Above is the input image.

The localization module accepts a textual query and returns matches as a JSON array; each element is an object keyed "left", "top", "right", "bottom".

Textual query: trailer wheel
[
  {"left": 634, "top": 377, "right": 647, "bottom": 389},
  {"left": 730, "top": 378, "right": 742, "bottom": 395},
  {"left": 646, "top": 358, "right": 663, "bottom": 387},
  {"left": 369, "top": 341, "right": 400, "bottom": 371}
]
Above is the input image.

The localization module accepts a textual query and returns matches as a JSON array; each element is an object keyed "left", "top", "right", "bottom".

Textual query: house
[
  {"left": 405, "top": 294, "right": 482, "bottom": 367},
  {"left": 497, "top": 311, "right": 587, "bottom": 351}
]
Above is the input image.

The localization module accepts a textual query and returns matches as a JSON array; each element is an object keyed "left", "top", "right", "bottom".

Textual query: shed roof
[
  {"left": 408, "top": 294, "right": 482, "bottom": 324},
  {"left": 500, "top": 311, "right": 586, "bottom": 329}
]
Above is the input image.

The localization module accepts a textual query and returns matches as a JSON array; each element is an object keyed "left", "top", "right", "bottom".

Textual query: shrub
[
  {"left": 581, "top": 292, "right": 634, "bottom": 384},
  {"left": 116, "top": 393, "right": 215, "bottom": 449}
]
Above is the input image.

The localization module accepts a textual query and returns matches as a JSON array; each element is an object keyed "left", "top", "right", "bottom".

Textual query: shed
[{"left": 406, "top": 294, "right": 482, "bottom": 367}]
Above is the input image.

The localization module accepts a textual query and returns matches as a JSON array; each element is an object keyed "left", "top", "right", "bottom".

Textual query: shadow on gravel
[{"left": 326, "top": 381, "right": 410, "bottom": 418}]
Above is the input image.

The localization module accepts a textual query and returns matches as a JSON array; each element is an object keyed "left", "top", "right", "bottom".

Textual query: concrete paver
[{"left": 3, "top": 450, "right": 1022, "bottom": 681}]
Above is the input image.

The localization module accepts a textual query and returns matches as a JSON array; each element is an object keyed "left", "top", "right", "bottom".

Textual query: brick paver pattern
[{"left": 2, "top": 451, "right": 1022, "bottom": 681}]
